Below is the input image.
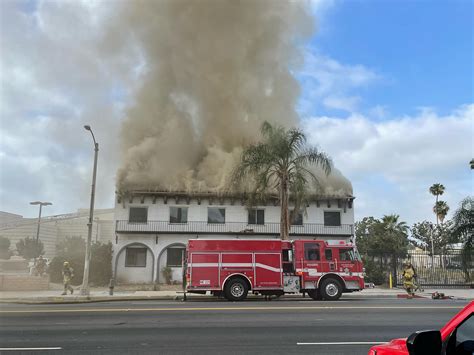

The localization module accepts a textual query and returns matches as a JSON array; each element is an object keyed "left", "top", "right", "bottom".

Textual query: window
[
  {"left": 125, "top": 247, "right": 147, "bottom": 267},
  {"left": 304, "top": 243, "right": 320, "bottom": 261},
  {"left": 446, "top": 314, "right": 473, "bottom": 354},
  {"left": 324, "top": 211, "right": 341, "bottom": 226},
  {"left": 129, "top": 207, "right": 148, "bottom": 223},
  {"left": 339, "top": 248, "right": 355, "bottom": 261},
  {"left": 170, "top": 207, "right": 188, "bottom": 223},
  {"left": 167, "top": 247, "right": 185, "bottom": 267},
  {"left": 290, "top": 210, "right": 303, "bottom": 225},
  {"left": 208, "top": 208, "right": 225, "bottom": 224},
  {"left": 325, "top": 249, "right": 333, "bottom": 260},
  {"left": 248, "top": 209, "right": 265, "bottom": 225}
]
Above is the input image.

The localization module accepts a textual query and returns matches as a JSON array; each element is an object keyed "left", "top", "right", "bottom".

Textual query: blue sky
[
  {"left": 0, "top": 0, "right": 472, "bottom": 225},
  {"left": 300, "top": 0, "right": 473, "bottom": 118}
]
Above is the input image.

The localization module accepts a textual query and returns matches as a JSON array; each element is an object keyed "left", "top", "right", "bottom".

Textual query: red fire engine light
[{"left": 296, "top": 271, "right": 303, "bottom": 276}]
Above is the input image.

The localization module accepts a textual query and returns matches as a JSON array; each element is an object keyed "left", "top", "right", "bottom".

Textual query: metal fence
[
  {"left": 115, "top": 220, "right": 354, "bottom": 236},
  {"left": 396, "top": 250, "right": 473, "bottom": 288}
]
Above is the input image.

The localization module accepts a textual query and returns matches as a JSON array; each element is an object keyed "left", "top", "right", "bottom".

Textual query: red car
[{"left": 369, "top": 300, "right": 474, "bottom": 355}]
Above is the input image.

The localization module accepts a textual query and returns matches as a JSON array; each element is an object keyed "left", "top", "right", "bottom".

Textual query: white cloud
[
  {"left": 0, "top": 0, "right": 139, "bottom": 217},
  {"left": 303, "top": 104, "right": 474, "bottom": 224},
  {"left": 298, "top": 52, "right": 380, "bottom": 113}
]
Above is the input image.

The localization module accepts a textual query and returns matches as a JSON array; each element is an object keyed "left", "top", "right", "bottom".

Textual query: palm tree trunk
[
  {"left": 436, "top": 195, "right": 439, "bottom": 226},
  {"left": 280, "top": 178, "right": 290, "bottom": 240}
]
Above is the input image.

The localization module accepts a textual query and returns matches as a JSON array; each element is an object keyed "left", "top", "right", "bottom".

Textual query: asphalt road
[{"left": 0, "top": 298, "right": 470, "bottom": 355}]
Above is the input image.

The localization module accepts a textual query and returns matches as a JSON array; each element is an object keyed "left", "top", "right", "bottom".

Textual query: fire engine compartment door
[
  {"left": 189, "top": 253, "right": 219, "bottom": 288},
  {"left": 254, "top": 253, "right": 282, "bottom": 288}
]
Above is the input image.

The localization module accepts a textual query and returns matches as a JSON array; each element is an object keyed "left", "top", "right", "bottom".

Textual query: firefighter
[
  {"left": 35, "top": 255, "right": 47, "bottom": 276},
  {"left": 61, "top": 261, "right": 74, "bottom": 295},
  {"left": 402, "top": 262, "right": 416, "bottom": 298}
]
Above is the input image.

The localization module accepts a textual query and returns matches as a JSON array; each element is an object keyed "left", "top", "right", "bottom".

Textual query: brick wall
[{"left": 0, "top": 274, "right": 49, "bottom": 291}]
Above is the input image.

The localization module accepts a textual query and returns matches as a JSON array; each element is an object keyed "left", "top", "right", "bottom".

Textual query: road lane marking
[
  {"left": 297, "top": 342, "right": 385, "bottom": 345},
  {"left": 0, "top": 347, "right": 62, "bottom": 351},
  {"left": 0, "top": 305, "right": 463, "bottom": 314}
]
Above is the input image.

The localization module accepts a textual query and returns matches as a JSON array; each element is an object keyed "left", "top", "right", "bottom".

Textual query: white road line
[
  {"left": 0, "top": 347, "right": 63, "bottom": 351},
  {"left": 297, "top": 342, "right": 386, "bottom": 345}
]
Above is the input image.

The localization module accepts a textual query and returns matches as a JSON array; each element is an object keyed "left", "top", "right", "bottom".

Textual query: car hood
[{"left": 370, "top": 338, "right": 407, "bottom": 354}]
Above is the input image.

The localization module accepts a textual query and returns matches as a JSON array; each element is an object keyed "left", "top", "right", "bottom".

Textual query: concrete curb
[{"left": 0, "top": 294, "right": 402, "bottom": 304}]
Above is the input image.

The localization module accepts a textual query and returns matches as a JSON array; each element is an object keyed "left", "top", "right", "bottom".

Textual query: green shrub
[
  {"left": 363, "top": 257, "right": 387, "bottom": 285},
  {"left": 16, "top": 237, "right": 44, "bottom": 260},
  {"left": 49, "top": 237, "right": 112, "bottom": 286},
  {"left": 162, "top": 266, "right": 173, "bottom": 285},
  {"left": 0, "top": 236, "right": 11, "bottom": 259}
]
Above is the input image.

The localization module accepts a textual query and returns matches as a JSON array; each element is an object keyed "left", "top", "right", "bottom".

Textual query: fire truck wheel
[
  {"left": 320, "top": 278, "right": 342, "bottom": 301},
  {"left": 307, "top": 289, "right": 322, "bottom": 300},
  {"left": 224, "top": 277, "right": 249, "bottom": 301}
]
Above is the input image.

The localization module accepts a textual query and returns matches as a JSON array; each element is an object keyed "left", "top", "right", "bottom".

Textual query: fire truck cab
[{"left": 185, "top": 239, "right": 364, "bottom": 301}]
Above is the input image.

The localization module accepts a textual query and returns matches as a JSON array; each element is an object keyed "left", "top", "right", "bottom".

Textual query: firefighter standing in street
[
  {"left": 61, "top": 261, "right": 74, "bottom": 295},
  {"left": 402, "top": 262, "right": 416, "bottom": 298}
]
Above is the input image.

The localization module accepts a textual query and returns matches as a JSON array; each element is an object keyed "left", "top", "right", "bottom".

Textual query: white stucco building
[{"left": 113, "top": 191, "right": 355, "bottom": 284}]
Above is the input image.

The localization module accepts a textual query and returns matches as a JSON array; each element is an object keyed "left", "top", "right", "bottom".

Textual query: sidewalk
[{"left": 0, "top": 287, "right": 471, "bottom": 304}]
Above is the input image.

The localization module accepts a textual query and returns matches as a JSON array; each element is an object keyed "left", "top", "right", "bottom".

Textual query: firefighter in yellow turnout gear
[
  {"left": 61, "top": 261, "right": 74, "bottom": 295},
  {"left": 402, "top": 262, "right": 416, "bottom": 298}
]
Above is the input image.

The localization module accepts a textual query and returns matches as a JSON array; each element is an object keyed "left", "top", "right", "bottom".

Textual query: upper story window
[
  {"left": 129, "top": 207, "right": 148, "bottom": 223},
  {"left": 248, "top": 209, "right": 264, "bottom": 225},
  {"left": 290, "top": 210, "right": 303, "bottom": 225},
  {"left": 208, "top": 208, "right": 225, "bottom": 224},
  {"left": 324, "top": 211, "right": 341, "bottom": 226},
  {"left": 169, "top": 207, "right": 188, "bottom": 223}
]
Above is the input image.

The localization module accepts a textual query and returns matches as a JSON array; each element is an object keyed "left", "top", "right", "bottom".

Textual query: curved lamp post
[
  {"left": 29, "top": 201, "right": 52, "bottom": 258},
  {"left": 80, "top": 125, "right": 99, "bottom": 296}
]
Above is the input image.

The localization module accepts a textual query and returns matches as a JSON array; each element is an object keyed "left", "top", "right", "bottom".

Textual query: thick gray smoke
[{"left": 113, "top": 0, "right": 352, "bottom": 197}]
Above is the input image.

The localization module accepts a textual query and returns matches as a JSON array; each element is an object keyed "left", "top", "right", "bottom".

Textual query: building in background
[
  {"left": 114, "top": 191, "right": 355, "bottom": 284},
  {"left": 0, "top": 209, "right": 115, "bottom": 258}
]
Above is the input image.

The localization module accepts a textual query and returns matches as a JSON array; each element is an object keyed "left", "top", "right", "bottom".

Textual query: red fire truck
[{"left": 185, "top": 239, "right": 364, "bottom": 301}]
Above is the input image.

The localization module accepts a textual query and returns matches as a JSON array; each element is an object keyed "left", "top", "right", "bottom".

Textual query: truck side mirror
[{"left": 406, "top": 330, "right": 442, "bottom": 355}]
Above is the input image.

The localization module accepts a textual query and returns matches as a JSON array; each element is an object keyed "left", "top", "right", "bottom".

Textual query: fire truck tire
[
  {"left": 307, "top": 289, "right": 322, "bottom": 300},
  {"left": 224, "top": 277, "right": 249, "bottom": 301},
  {"left": 320, "top": 278, "right": 342, "bottom": 301}
]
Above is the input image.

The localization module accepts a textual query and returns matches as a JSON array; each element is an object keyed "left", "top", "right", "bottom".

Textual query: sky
[{"left": 0, "top": 0, "right": 472, "bottom": 225}]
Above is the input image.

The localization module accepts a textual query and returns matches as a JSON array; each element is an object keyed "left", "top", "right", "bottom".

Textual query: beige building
[{"left": 0, "top": 209, "right": 115, "bottom": 258}]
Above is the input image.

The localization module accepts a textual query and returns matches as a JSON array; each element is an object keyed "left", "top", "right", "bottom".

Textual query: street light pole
[
  {"left": 29, "top": 201, "right": 52, "bottom": 259},
  {"left": 80, "top": 125, "right": 99, "bottom": 296}
]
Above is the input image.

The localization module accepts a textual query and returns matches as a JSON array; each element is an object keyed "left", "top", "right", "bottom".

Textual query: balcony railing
[{"left": 115, "top": 220, "right": 353, "bottom": 236}]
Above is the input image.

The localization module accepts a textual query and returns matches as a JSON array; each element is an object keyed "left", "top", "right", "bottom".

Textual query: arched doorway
[
  {"left": 156, "top": 243, "right": 186, "bottom": 284},
  {"left": 114, "top": 242, "right": 155, "bottom": 284}
]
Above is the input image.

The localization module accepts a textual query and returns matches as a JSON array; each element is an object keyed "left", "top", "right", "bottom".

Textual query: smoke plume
[{"left": 113, "top": 0, "right": 352, "bottom": 197}]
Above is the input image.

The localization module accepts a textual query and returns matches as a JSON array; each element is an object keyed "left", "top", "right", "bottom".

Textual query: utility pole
[
  {"left": 80, "top": 125, "right": 99, "bottom": 296},
  {"left": 29, "top": 201, "right": 52, "bottom": 259}
]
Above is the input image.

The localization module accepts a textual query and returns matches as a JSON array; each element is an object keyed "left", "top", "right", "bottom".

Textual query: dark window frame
[
  {"left": 324, "top": 211, "right": 341, "bottom": 227},
  {"left": 248, "top": 208, "right": 265, "bottom": 225},
  {"left": 325, "top": 249, "right": 333, "bottom": 261},
  {"left": 169, "top": 206, "right": 188, "bottom": 224},
  {"left": 125, "top": 247, "right": 147, "bottom": 267},
  {"left": 290, "top": 210, "right": 303, "bottom": 226},
  {"left": 128, "top": 207, "right": 148, "bottom": 224},
  {"left": 166, "top": 247, "right": 185, "bottom": 267},
  {"left": 304, "top": 243, "right": 321, "bottom": 261},
  {"left": 208, "top": 207, "right": 226, "bottom": 224}
]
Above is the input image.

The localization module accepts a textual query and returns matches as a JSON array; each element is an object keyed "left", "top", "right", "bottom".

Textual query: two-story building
[{"left": 113, "top": 191, "right": 355, "bottom": 284}]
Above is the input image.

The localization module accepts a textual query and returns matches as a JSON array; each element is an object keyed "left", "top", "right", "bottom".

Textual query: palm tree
[
  {"left": 233, "top": 121, "right": 331, "bottom": 240},
  {"left": 433, "top": 201, "right": 450, "bottom": 223},
  {"left": 429, "top": 183, "right": 445, "bottom": 225},
  {"left": 452, "top": 197, "right": 473, "bottom": 282}
]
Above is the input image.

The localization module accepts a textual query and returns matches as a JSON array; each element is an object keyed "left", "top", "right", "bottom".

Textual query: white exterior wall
[
  {"left": 114, "top": 197, "right": 354, "bottom": 225},
  {"left": 113, "top": 196, "right": 355, "bottom": 284}
]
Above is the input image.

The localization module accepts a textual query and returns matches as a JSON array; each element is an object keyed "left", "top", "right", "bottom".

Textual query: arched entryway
[
  {"left": 114, "top": 242, "right": 155, "bottom": 284},
  {"left": 156, "top": 243, "right": 186, "bottom": 284}
]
